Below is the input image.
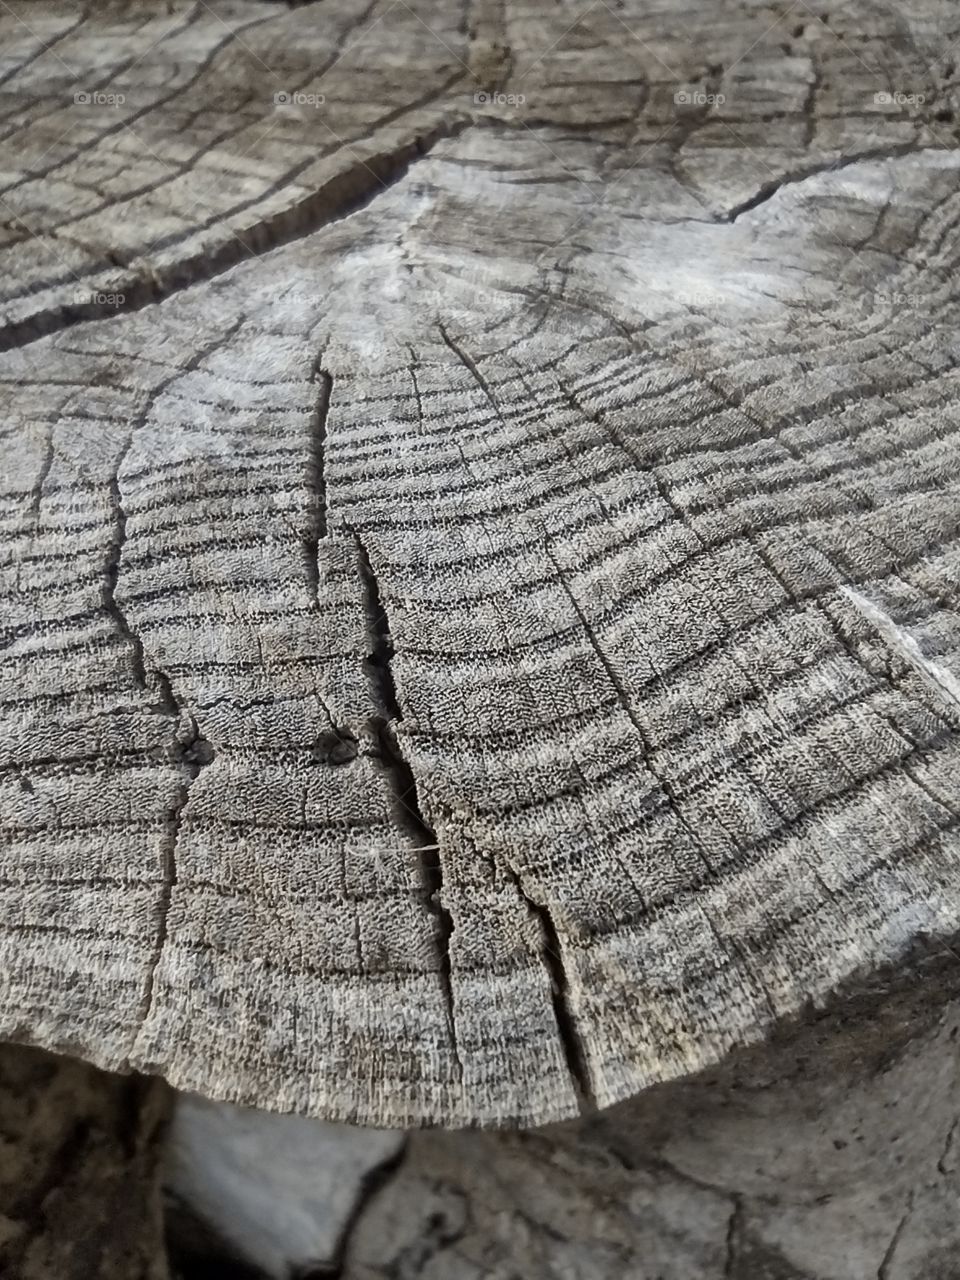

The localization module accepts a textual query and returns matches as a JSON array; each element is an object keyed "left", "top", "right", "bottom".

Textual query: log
[{"left": 0, "top": 1043, "right": 170, "bottom": 1280}]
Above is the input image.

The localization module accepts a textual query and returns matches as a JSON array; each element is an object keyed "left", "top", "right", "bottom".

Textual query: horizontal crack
[{"left": 721, "top": 141, "right": 938, "bottom": 222}]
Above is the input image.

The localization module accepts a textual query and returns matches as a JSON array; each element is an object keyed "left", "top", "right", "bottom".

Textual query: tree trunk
[{"left": 0, "top": 1044, "right": 171, "bottom": 1280}]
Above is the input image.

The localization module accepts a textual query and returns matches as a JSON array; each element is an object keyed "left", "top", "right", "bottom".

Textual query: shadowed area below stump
[
  {"left": 0, "top": 1042, "right": 171, "bottom": 1280},
  {"left": 163, "top": 946, "right": 960, "bottom": 1278}
]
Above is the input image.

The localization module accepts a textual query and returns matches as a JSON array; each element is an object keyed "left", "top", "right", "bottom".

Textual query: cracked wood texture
[
  {"left": 2, "top": 0, "right": 960, "bottom": 1129},
  {"left": 0, "top": 1042, "right": 170, "bottom": 1280},
  {"left": 166, "top": 964, "right": 960, "bottom": 1279}
]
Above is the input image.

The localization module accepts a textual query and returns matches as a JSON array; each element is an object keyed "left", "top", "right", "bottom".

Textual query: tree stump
[
  {"left": 2, "top": 0, "right": 960, "bottom": 1273},
  {"left": 165, "top": 957, "right": 960, "bottom": 1278}
]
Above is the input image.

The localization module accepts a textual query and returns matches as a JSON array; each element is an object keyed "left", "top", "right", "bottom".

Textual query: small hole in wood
[{"left": 311, "top": 727, "right": 358, "bottom": 765}]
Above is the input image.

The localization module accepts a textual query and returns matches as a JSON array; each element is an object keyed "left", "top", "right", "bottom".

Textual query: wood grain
[{"left": 2, "top": 0, "right": 960, "bottom": 1127}]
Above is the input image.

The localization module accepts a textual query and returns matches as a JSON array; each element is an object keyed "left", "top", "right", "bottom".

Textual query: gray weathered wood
[
  {"left": 166, "top": 960, "right": 960, "bottom": 1278},
  {"left": 2, "top": 0, "right": 960, "bottom": 1132}
]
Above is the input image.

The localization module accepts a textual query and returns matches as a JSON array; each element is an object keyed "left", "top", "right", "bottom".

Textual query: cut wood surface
[
  {"left": 165, "top": 963, "right": 960, "bottom": 1279},
  {"left": 0, "top": 1042, "right": 170, "bottom": 1280},
  {"left": 2, "top": 0, "right": 960, "bottom": 1127}
]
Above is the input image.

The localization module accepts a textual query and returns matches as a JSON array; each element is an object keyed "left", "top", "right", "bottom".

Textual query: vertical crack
[
  {"left": 304, "top": 363, "right": 332, "bottom": 607},
  {"left": 938, "top": 1116, "right": 958, "bottom": 1176},
  {"left": 724, "top": 1195, "right": 744, "bottom": 1278},
  {"left": 352, "top": 533, "right": 461, "bottom": 1075},
  {"left": 29, "top": 421, "right": 55, "bottom": 517},
  {"left": 297, "top": 1139, "right": 409, "bottom": 1279},
  {"left": 104, "top": 460, "right": 145, "bottom": 687},
  {"left": 138, "top": 715, "right": 214, "bottom": 1028},
  {"left": 502, "top": 864, "right": 595, "bottom": 1112}
]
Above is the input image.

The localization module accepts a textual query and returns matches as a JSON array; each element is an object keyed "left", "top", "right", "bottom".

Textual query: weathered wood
[
  {"left": 166, "top": 959, "right": 960, "bottom": 1278},
  {"left": 2, "top": 0, "right": 960, "bottom": 1133},
  {"left": 0, "top": 1042, "right": 171, "bottom": 1280}
]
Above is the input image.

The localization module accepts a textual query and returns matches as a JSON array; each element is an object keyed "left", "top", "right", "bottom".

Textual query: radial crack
[
  {"left": 353, "top": 533, "right": 461, "bottom": 1072},
  {"left": 843, "top": 585, "right": 960, "bottom": 714},
  {"left": 104, "top": 468, "right": 178, "bottom": 716},
  {"left": 29, "top": 422, "right": 54, "bottom": 517},
  {"left": 304, "top": 364, "right": 332, "bottom": 606},
  {"left": 437, "top": 322, "right": 501, "bottom": 416},
  {"left": 139, "top": 717, "right": 213, "bottom": 1028},
  {"left": 503, "top": 865, "right": 594, "bottom": 1111}
]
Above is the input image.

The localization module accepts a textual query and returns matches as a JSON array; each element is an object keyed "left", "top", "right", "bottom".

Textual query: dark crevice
[
  {"left": 29, "top": 422, "right": 55, "bottom": 516},
  {"left": 502, "top": 864, "right": 595, "bottom": 1113},
  {"left": 294, "top": 1140, "right": 409, "bottom": 1279},
  {"left": 304, "top": 364, "right": 332, "bottom": 607},
  {"left": 437, "top": 322, "right": 501, "bottom": 414},
  {"left": 721, "top": 141, "right": 935, "bottom": 222},
  {"left": 101, "top": 315, "right": 243, "bottom": 715},
  {"left": 164, "top": 1190, "right": 271, "bottom": 1280},
  {"left": 138, "top": 716, "right": 213, "bottom": 1030},
  {"left": 352, "top": 533, "right": 461, "bottom": 1075},
  {"left": 0, "top": 119, "right": 471, "bottom": 354},
  {"left": 724, "top": 1195, "right": 745, "bottom": 1278},
  {"left": 937, "top": 1117, "right": 958, "bottom": 1176}
]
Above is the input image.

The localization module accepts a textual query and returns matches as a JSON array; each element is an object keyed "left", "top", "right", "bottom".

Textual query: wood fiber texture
[
  {"left": 164, "top": 964, "right": 960, "bottom": 1279},
  {"left": 1, "top": 0, "right": 960, "bottom": 1127}
]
